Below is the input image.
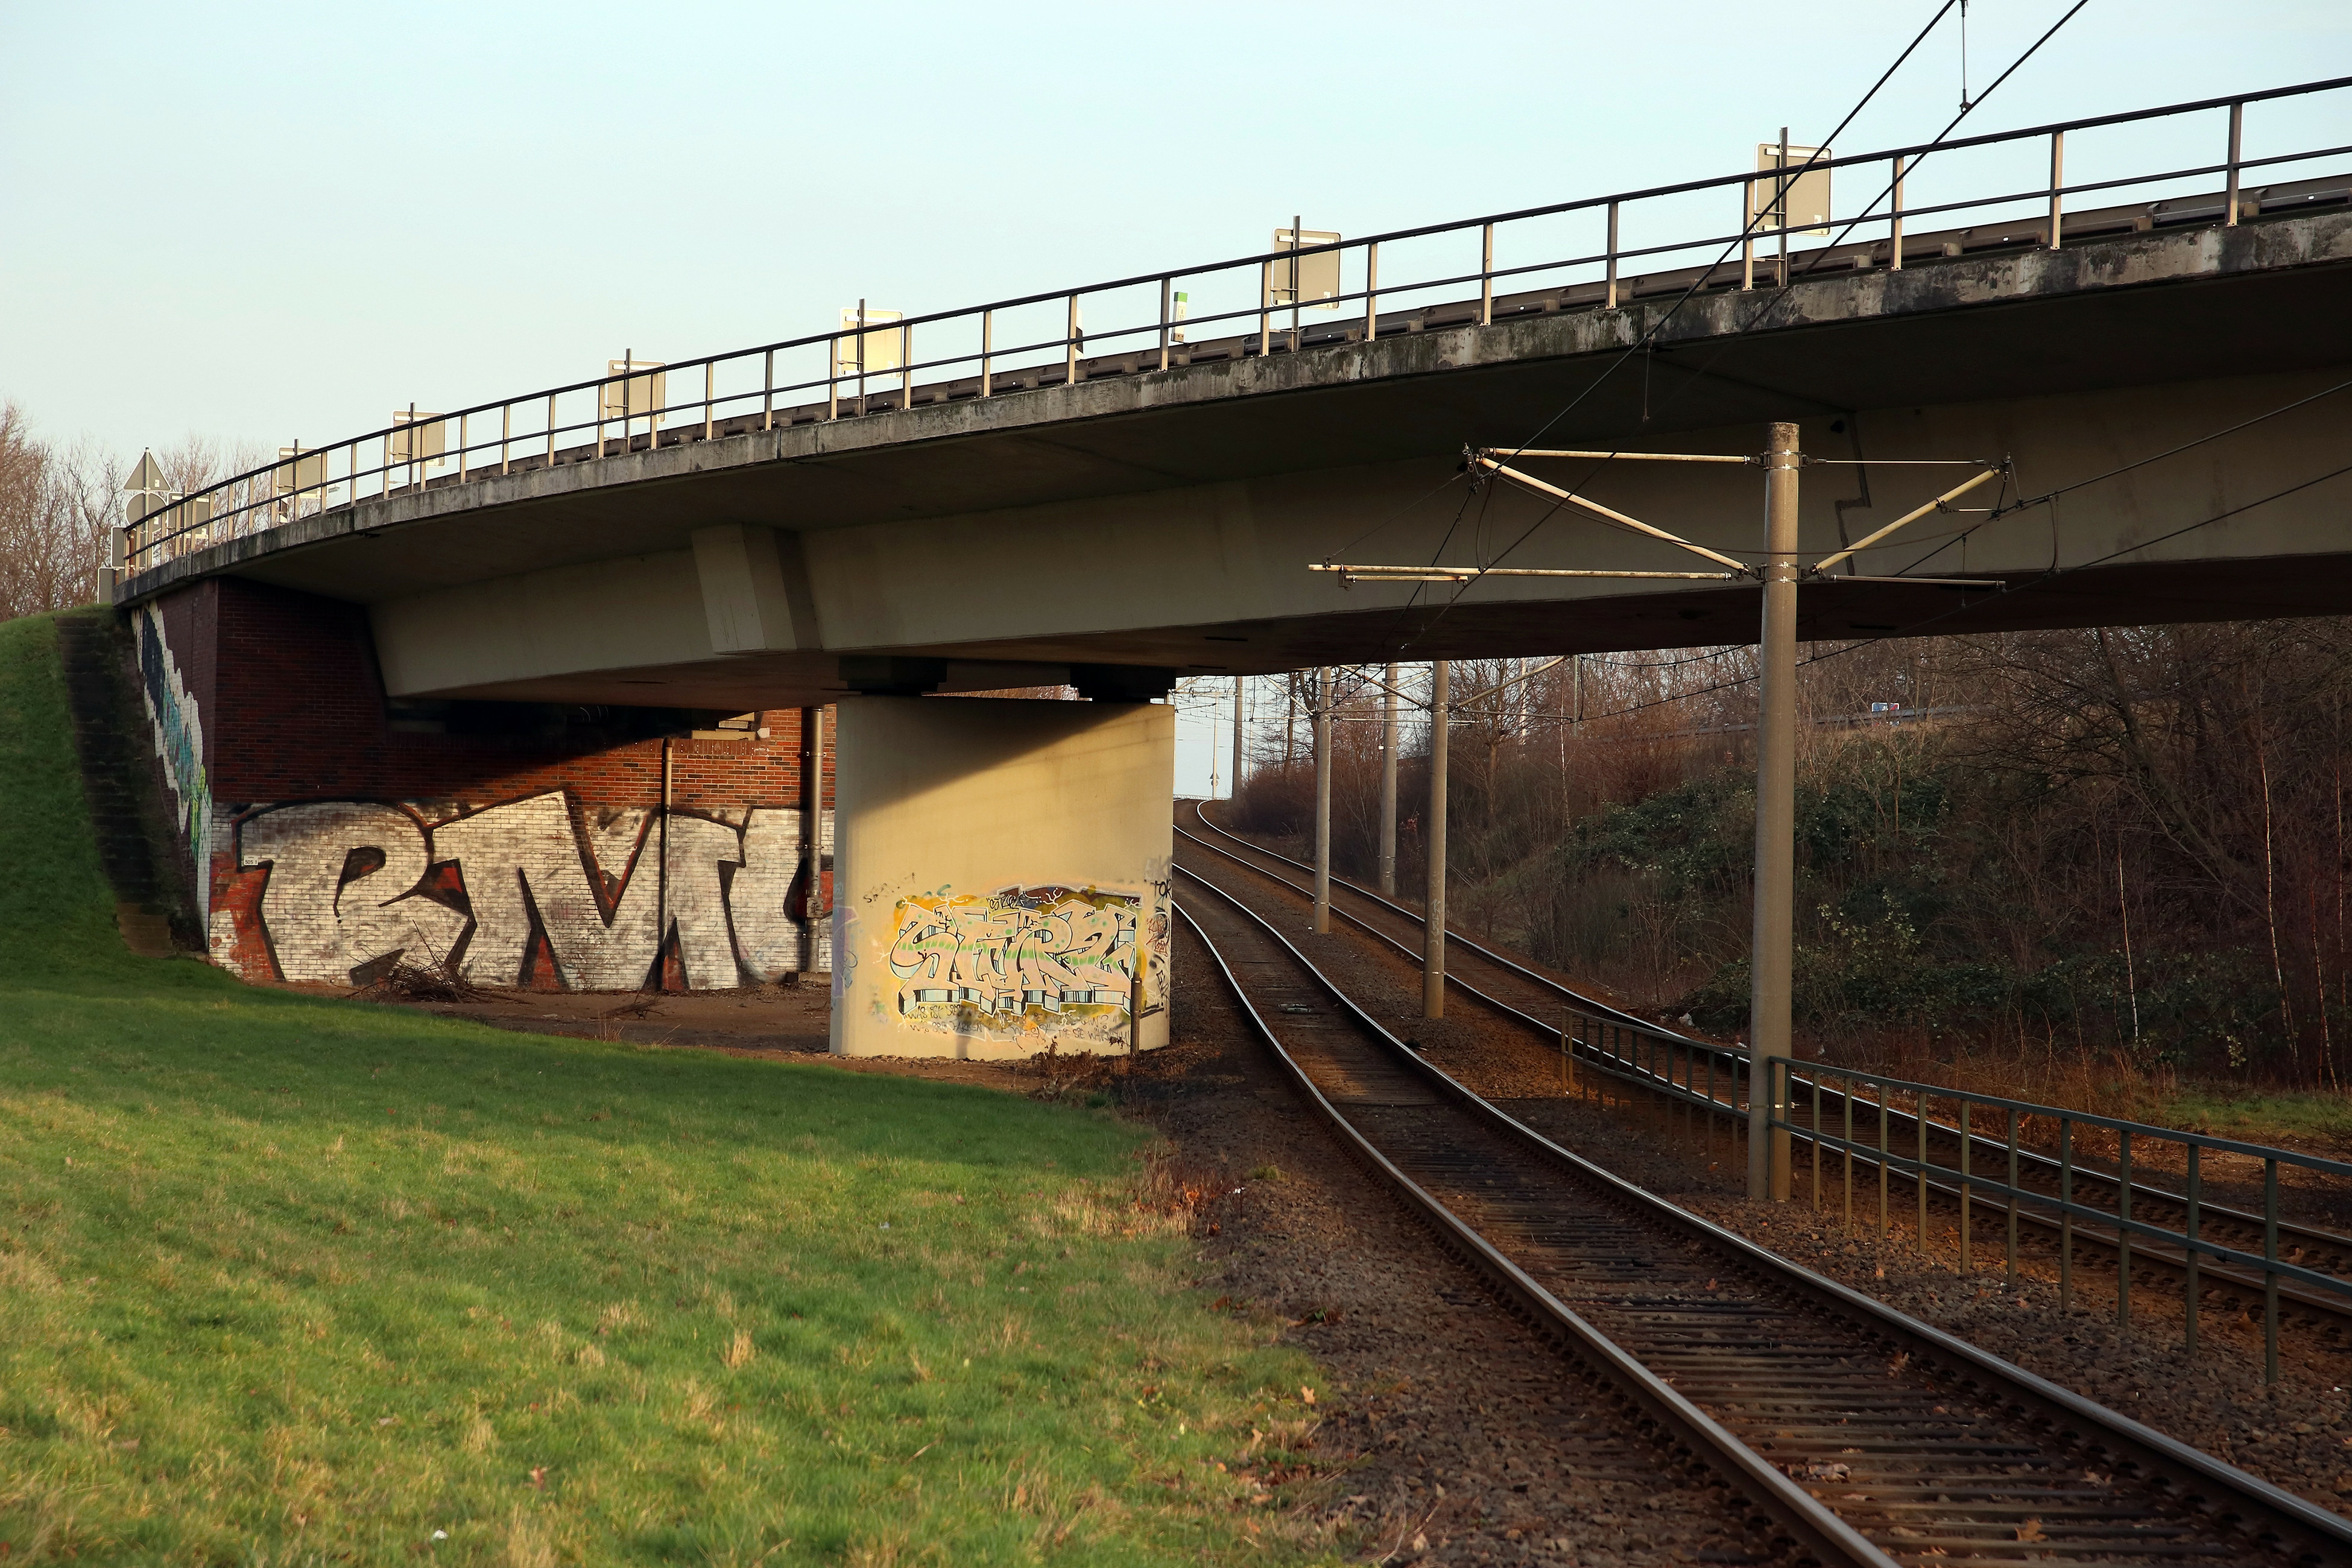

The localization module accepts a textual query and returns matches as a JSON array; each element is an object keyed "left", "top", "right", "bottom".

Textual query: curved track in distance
[{"left": 1178, "top": 803, "right": 2352, "bottom": 1339}]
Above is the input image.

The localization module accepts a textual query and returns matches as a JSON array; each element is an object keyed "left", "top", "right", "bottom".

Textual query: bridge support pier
[{"left": 829, "top": 695, "right": 1174, "bottom": 1060}]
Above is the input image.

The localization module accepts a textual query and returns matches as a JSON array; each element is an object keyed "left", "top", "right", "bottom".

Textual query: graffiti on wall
[
  {"left": 135, "top": 606, "right": 212, "bottom": 923},
  {"left": 215, "top": 790, "right": 832, "bottom": 990},
  {"left": 884, "top": 885, "right": 1161, "bottom": 1045}
]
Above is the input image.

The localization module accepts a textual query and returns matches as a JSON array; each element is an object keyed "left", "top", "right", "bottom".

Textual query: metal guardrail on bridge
[{"left": 122, "top": 76, "right": 2352, "bottom": 582}]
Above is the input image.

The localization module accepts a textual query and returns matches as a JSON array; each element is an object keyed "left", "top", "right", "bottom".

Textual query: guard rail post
[
  {"left": 2117, "top": 1129, "right": 2134, "bottom": 1326},
  {"left": 2005, "top": 1108, "right": 2020, "bottom": 1286},
  {"left": 1890, "top": 153, "right": 1906, "bottom": 270},
  {"left": 1842, "top": 1078, "right": 1856, "bottom": 1233},
  {"left": 1960, "top": 1101, "right": 1973, "bottom": 1272},
  {"left": 2059, "top": 1118, "right": 2076, "bottom": 1312},
  {"left": 2226, "top": 100, "right": 2245, "bottom": 226},
  {"left": 2184, "top": 1146, "right": 2202, "bottom": 1358},
  {"left": 2265, "top": 1159, "right": 2281, "bottom": 1383}
]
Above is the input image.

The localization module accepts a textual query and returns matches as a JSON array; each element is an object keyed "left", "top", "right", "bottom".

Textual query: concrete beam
[
  {"left": 369, "top": 551, "right": 710, "bottom": 697},
  {"left": 691, "top": 523, "right": 820, "bottom": 654}
]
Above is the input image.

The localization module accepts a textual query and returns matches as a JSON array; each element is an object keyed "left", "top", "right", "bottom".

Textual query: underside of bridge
[{"left": 127, "top": 207, "right": 2352, "bottom": 711}]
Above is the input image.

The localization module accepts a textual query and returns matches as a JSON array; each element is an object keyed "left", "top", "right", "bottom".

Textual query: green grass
[
  {"left": 0, "top": 613, "right": 1331, "bottom": 1565},
  {"left": 2159, "top": 1084, "right": 2352, "bottom": 1152}
]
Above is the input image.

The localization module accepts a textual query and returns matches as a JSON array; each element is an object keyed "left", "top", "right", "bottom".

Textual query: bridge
[{"left": 109, "top": 78, "right": 2352, "bottom": 1078}]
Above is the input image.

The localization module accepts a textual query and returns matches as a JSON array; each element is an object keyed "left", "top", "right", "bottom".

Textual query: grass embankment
[{"left": 0, "top": 613, "right": 1329, "bottom": 1565}]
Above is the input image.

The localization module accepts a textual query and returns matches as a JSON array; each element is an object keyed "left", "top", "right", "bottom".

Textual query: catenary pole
[
  {"left": 1379, "top": 661, "right": 1400, "bottom": 896},
  {"left": 1313, "top": 668, "right": 1333, "bottom": 932},
  {"left": 1424, "top": 660, "right": 1449, "bottom": 1019},
  {"left": 1748, "top": 422, "right": 1800, "bottom": 1201},
  {"left": 1231, "top": 675, "right": 1245, "bottom": 802}
]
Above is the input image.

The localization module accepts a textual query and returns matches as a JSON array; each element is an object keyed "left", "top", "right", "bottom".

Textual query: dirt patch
[{"left": 306, "top": 977, "right": 1033, "bottom": 1092}]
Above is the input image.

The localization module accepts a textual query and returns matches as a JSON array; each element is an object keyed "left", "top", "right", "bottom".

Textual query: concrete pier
[{"left": 830, "top": 696, "right": 1173, "bottom": 1059}]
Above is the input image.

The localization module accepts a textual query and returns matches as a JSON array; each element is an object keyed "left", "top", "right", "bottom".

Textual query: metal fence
[
  {"left": 1567, "top": 1013, "right": 2352, "bottom": 1384},
  {"left": 121, "top": 75, "right": 2352, "bottom": 582}
]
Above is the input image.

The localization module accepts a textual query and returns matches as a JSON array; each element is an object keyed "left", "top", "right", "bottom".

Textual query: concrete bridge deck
[{"left": 124, "top": 186, "right": 2352, "bottom": 712}]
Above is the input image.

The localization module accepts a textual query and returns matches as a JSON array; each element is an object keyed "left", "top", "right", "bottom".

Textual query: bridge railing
[{"left": 124, "top": 76, "right": 2352, "bottom": 582}]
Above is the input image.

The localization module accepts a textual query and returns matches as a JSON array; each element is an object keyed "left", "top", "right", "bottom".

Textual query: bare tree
[{"left": 0, "top": 402, "right": 119, "bottom": 621}]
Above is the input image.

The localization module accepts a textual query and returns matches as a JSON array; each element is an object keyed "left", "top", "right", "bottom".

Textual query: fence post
[
  {"left": 2225, "top": 101, "right": 2244, "bottom": 226},
  {"left": 1959, "top": 1101, "right": 1973, "bottom": 1274},
  {"left": 1605, "top": 201, "right": 1620, "bottom": 309},
  {"left": 1705, "top": 1047, "right": 1715, "bottom": 1148},
  {"left": 1889, "top": 154, "right": 1906, "bottom": 270},
  {"left": 2005, "top": 1108, "right": 2019, "bottom": 1286},
  {"left": 1917, "top": 1092, "right": 1930, "bottom": 1253},
  {"left": 2047, "top": 129, "right": 2066, "bottom": 248},
  {"left": 2184, "top": 1145, "right": 2201, "bottom": 1360},
  {"left": 2059, "top": 1118, "right": 2075, "bottom": 1313},
  {"left": 2264, "top": 1158, "right": 2280, "bottom": 1384},
  {"left": 1877, "top": 1086, "right": 1889, "bottom": 1242},
  {"left": 2117, "top": 1128, "right": 2133, "bottom": 1328},
  {"left": 1741, "top": 176, "right": 1756, "bottom": 291},
  {"left": 1479, "top": 222, "right": 1494, "bottom": 325},
  {"left": 1812, "top": 1070, "right": 1823, "bottom": 1209},
  {"left": 1843, "top": 1077, "right": 1855, "bottom": 1233}
]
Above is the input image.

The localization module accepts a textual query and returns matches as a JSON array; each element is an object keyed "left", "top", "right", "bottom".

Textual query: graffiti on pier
[
  {"left": 215, "top": 791, "right": 832, "bottom": 990},
  {"left": 885, "top": 885, "right": 1148, "bottom": 1043},
  {"left": 135, "top": 606, "right": 212, "bottom": 918}
]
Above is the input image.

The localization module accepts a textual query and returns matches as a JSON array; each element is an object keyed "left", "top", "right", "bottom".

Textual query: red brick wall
[
  {"left": 200, "top": 578, "right": 834, "bottom": 811},
  {"left": 145, "top": 578, "right": 835, "bottom": 990}
]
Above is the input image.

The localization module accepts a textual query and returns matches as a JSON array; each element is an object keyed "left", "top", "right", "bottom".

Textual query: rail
[
  {"left": 1175, "top": 861, "right": 2352, "bottom": 1566},
  {"left": 1179, "top": 802, "right": 2352, "bottom": 1384},
  {"left": 1174, "top": 879, "right": 1896, "bottom": 1568},
  {"left": 123, "top": 75, "right": 2352, "bottom": 581}
]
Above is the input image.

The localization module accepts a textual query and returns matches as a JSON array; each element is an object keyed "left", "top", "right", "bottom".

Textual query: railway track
[
  {"left": 1173, "top": 861, "right": 2352, "bottom": 1566},
  {"left": 1178, "top": 803, "right": 2352, "bottom": 1339}
]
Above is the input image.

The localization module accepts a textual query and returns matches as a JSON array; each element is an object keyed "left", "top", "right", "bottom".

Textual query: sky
[{"left": 3, "top": 0, "right": 2344, "bottom": 791}]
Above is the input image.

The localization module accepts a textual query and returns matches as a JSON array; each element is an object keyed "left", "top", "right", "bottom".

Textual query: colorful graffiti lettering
[
  {"left": 218, "top": 791, "right": 831, "bottom": 989},
  {"left": 885, "top": 885, "right": 1141, "bottom": 1040}
]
